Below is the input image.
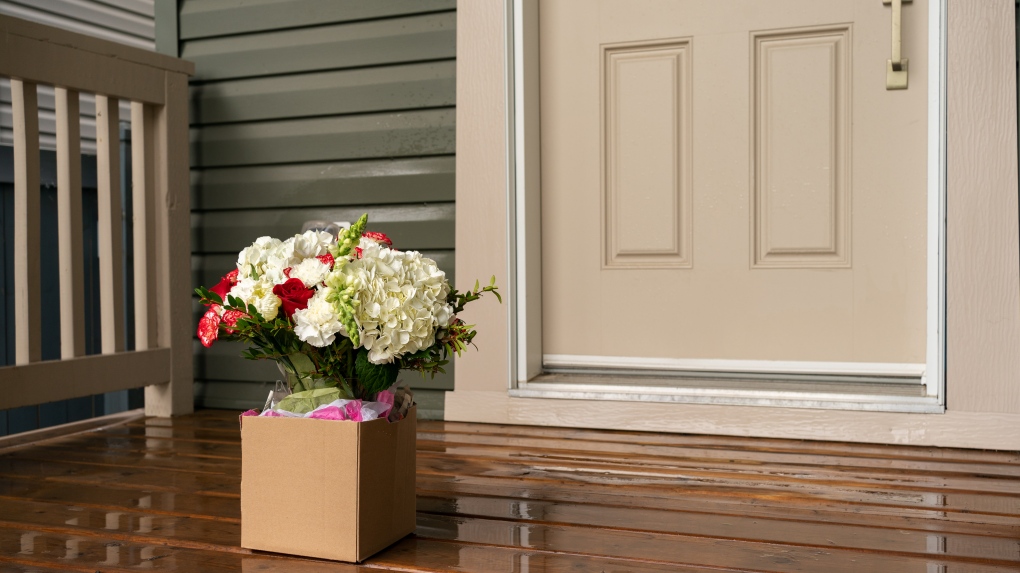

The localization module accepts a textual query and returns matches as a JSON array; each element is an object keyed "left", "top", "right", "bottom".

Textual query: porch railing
[{"left": 0, "top": 15, "right": 194, "bottom": 416}]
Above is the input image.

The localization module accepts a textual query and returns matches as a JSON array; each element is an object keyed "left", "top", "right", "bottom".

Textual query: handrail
[{"left": 0, "top": 15, "right": 194, "bottom": 416}]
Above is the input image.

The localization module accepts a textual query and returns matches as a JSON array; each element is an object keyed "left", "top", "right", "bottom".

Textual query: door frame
[{"left": 503, "top": 0, "right": 948, "bottom": 412}]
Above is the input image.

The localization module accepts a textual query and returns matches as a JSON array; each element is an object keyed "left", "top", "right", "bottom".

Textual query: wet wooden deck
[{"left": 0, "top": 408, "right": 1017, "bottom": 572}]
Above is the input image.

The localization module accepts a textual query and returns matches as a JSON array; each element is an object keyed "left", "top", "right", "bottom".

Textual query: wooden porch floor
[{"left": 0, "top": 409, "right": 1017, "bottom": 572}]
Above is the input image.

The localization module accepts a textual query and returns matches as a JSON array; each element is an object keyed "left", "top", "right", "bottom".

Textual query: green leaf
[{"left": 355, "top": 348, "right": 399, "bottom": 397}]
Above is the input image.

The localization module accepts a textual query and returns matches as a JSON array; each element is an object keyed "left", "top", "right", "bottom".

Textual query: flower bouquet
[
  {"left": 200, "top": 214, "right": 499, "bottom": 562},
  {"left": 195, "top": 213, "right": 499, "bottom": 420}
]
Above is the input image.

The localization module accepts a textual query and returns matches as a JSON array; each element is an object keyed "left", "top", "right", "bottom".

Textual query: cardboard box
[{"left": 240, "top": 407, "right": 416, "bottom": 562}]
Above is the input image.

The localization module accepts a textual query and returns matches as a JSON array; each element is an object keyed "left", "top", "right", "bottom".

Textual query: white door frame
[{"left": 503, "top": 0, "right": 948, "bottom": 413}]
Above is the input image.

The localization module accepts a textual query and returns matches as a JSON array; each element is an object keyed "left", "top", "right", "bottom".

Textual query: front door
[{"left": 540, "top": 1, "right": 930, "bottom": 380}]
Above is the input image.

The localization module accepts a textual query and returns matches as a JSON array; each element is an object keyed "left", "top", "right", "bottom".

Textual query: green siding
[
  {"left": 179, "top": 0, "right": 455, "bottom": 40},
  {"left": 177, "top": 1, "right": 458, "bottom": 416}
]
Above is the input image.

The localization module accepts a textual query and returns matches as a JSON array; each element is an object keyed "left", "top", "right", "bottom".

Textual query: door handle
[{"left": 883, "top": 0, "right": 912, "bottom": 90}]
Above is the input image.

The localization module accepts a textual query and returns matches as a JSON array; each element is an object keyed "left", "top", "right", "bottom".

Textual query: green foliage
[{"left": 355, "top": 349, "right": 400, "bottom": 398}]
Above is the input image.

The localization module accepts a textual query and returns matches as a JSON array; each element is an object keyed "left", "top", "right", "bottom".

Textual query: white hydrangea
[
  {"left": 227, "top": 276, "right": 281, "bottom": 321},
  {"left": 293, "top": 287, "right": 344, "bottom": 347},
  {"left": 289, "top": 257, "right": 331, "bottom": 288},
  {"left": 340, "top": 242, "right": 453, "bottom": 364}
]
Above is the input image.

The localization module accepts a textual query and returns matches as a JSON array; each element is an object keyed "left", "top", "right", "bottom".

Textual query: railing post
[
  {"left": 12, "top": 79, "right": 41, "bottom": 365},
  {"left": 55, "top": 87, "right": 86, "bottom": 359},
  {"left": 145, "top": 71, "right": 194, "bottom": 416}
]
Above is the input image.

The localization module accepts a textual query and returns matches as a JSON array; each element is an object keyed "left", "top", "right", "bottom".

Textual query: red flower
[
  {"left": 222, "top": 309, "right": 246, "bottom": 334},
  {"left": 198, "top": 305, "right": 221, "bottom": 348},
  {"left": 209, "top": 269, "right": 238, "bottom": 302},
  {"left": 316, "top": 253, "right": 335, "bottom": 269},
  {"left": 361, "top": 231, "right": 392, "bottom": 247},
  {"left": 273, "top": 278, "right": 315, "bottom": 318}
]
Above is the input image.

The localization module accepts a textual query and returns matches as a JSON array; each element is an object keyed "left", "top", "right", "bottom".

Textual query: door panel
[{"left": 541, "top": 0, "right": 928, "bottom": 366}]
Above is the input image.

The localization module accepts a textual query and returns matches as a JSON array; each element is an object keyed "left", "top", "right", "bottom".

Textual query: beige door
[{"left": 541, "top": 0, "right": 929, "bottom": 371}]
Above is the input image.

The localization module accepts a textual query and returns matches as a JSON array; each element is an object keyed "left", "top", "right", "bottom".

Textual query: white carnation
[
  {"left": 341, "top": 243, "right": 453, "bottom": 364},
  {"left": 292, "top": 230, "right": 334, "bottom": 259},
  {"left": 227, "top": 276, "right": 280, "bottom": 321},
  {"left": 236, "top": 236, "right": 283, "bottom": 280},
  {"left": 289, "top": 257, "right": 330, "bottom": 288},
  {"left": 293, "top": 287, "right": 343, "bottom": 347}
]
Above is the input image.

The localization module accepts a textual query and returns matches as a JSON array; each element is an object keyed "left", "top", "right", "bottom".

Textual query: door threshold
[{"left": 511, "top": 373, "right": 944, "bottom": 413}]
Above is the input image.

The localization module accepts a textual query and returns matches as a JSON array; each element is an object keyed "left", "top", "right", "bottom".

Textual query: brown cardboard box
[{"left": 240, "top": 407, "right": 416, "bottom": 562}]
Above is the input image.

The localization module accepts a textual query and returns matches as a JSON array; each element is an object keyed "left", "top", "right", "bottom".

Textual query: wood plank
[
  {"left": 191, "top": 60, "right": 455, "bottom": 125},
  {"left": 11, "top": 79, "right": 40, "bottom": 366},
  {"left": 414, "top": 442, "right": 1020, "bottom": 495},
  {"left": 0, "top": 410, "right": 144, "bottom": 454},
  {"left": 0, "top": 476, "right": 242, "bottom": 521},
  {"left": 0, "top": 25, "right": 167, "bottom": 104},
  {"left": 417, "top": 471, "right": 1020, "bottom": 533},
  {"left": 131, "top": 101, "right": 157, "bottom": 351},
  {"left": 191, "top": 156, "right": 455, "bottom": 211},
  {"left": 0, "top": 526, "right": 367, "bottom": 572},
  {"left": 417, "top": 494, "right": 1020, "bottom": 563},
  {"left": 0, "top": 15, "right": 192, "bottom": 75},
  {"left": 181, "top": 12, "right": 455, "bottom": 82},
  {"left": 192, "top": 202, "right": 454, "bottom": 253},
  {"left": 54, "top": 86, "right": 86, "bottom": 360},
  {"left": 413, "top": 512, "right": 1020, "bottom": 573},
  {"left": 0, "top": 497, "right": 243, "bottom": 553},
  {"left": 95, "top": 94, "right": 124, "bottom": 355},
  {"left": 179, "top": 0, "right": 455, "bottom": 40},
  {"left": 0, "top": 349, "right": 171, "bottom": 410},
  {"left": 0, "top": 458, "right": 239, "bottom": 498},
  {"left": 191, "top": 109, "right": 455, "bottom": 168},
  {"left": 416, "top": 427, "right": 1020, "bottom": 477},
  {"left": 421, "top": 420, "right": 1020, "bottom": 464},
  {"left": 415, "top": 454, "right": 1020, "bottom": 520}
]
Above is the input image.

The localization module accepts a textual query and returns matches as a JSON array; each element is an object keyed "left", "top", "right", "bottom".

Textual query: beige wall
[{"left": 452, "top": 0, "right": 1020, "bottom": 449}]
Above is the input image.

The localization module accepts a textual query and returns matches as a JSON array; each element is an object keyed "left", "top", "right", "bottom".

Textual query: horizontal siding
[
  {"left": 183, "top": 1, "right": 459, "bottom": 412},
  {"left": 191, "top": 60, "right": 455, "bottom": 124},
  {"left": 191, "top": 156, "right": 455, "bottom": 211},
  {"left": 193, "top": 204, "right": 455, "bottom": 254},
  {"left": 182, "top": 12, "right": 455, "bottom": 82},
  {"left": 179, "top": 0, "right": 454, "bottom": 40},
  {"left": 0, "top": 0, "right": 153, "bottom": 152},
  {"left": 191, "top": 109, "right": 455, "bottom": 167}
]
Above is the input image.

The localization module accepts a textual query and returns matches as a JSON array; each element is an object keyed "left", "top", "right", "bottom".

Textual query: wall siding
[{"left": 178, "top": 0, "right": 457, "bottom": 414}]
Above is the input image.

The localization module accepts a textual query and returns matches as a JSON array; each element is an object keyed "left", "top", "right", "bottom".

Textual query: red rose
[
  {"left": 273, "top": 278, "right": 315, "bottom": 318},
  {"left": 209, "top": 268, "right": 238, "bottom": 301}
]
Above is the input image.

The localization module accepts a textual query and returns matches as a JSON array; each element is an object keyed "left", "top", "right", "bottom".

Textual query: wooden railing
[{"left": 0, "top": 15, "right": 194, "bottom": 416}]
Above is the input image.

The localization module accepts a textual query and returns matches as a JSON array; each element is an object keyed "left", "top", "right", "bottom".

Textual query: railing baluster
[
  {"left": 96, "top": 94, "right": 125, "bottom": 354},
  {"left": 55, "top": 87, "right": 86, "bottom": 359},
  {"left": 131, "top": 101, "right": 157, "bottom": 351},
  {"left": 12, "top": 79, "right": 41, "bottom": 365}
]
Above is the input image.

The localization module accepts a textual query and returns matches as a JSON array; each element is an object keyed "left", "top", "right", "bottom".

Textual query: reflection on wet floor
[{"left": 0, "top": 410, "right": 1017, "bottom": 572}]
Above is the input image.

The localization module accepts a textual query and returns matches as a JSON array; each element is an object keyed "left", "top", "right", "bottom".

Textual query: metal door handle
[{"left": 883, "top": 0, "right": 912, "bottom": 90}]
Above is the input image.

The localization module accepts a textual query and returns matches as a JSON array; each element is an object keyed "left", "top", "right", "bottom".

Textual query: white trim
[
  {"left": 512, "top": 383, "right": 942, "bottom": 413},
  {"left": 924, "top": 0, "right": 948, "bottom": 404},
  {"left": 505, "top": 1, "right": 947, "bottom": 410},
  {"left": 543, "top": 354, "right": 926, "bottom": 379}
]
